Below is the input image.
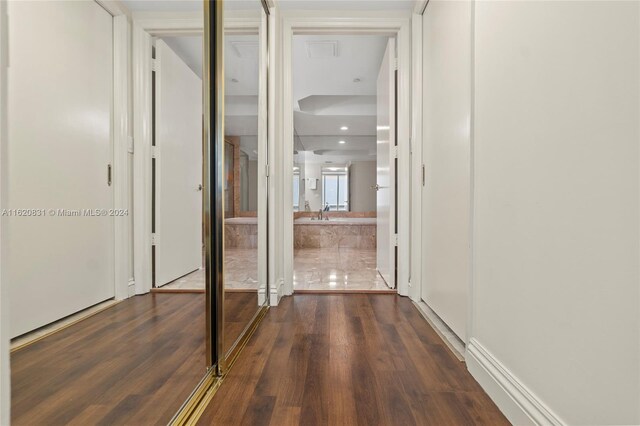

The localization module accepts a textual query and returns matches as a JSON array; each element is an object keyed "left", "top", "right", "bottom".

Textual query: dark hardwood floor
[
  {"left": 224, "top": 291, "right": 261, "bottom": 353},
  {"left": 11, "top": 290, "right": 262, "bottom": 425},
  {"left": 11, "top": 293, "right": 207, "bottom": 425},
  {"left": 197, "top": 294, "right": 509, "bottom": 426}
]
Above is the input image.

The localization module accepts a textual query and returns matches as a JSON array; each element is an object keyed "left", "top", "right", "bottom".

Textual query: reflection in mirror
[
  {"left": 5, "top": 0, "right": 208, "bottom": 424},
  {"left": 222, "top": 0, "right": 265, "bottom": 356}
]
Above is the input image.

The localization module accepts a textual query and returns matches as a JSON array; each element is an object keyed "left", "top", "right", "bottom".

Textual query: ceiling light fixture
[
  {"left": 353, "top": 78, "right": 361, "bottom": 83},
  {"left": 231, "top": 78, "right": 239, "bottom": 83},
  {"left": 339, "top": 140, "right": 346, "bottom": 144},
  {"left": 340, "top": 126, "right": 348, "bottom": 131}
]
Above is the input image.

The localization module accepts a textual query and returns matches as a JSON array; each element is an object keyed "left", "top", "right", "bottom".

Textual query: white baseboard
[
  {"left": 466, "top": 338, "right": 564, "bottom": 426},
  {"left": 127, "top": 279, "right": 136, "bottom": 298},
  {"left": 414, "top": 301, "right": 465, "bottom": 361},
  {"left": 269, "top": 278, "right": 284, "bottom": 306},
  {"left": 258, "top": 286, "right": 267, "bottom": 306}
]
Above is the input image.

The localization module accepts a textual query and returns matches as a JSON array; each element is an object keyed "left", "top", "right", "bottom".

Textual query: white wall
[
  {"left": 0, "top": 0, "right": 9, "bottom": 422},
  {"left": 421, "top": 0, "right": 471, "bottom": 342},
  {"left": 349, "top": 161, "right": 376, "bottom": 212},
  {"left": 468, "top": 1, "right": 640, "bottom": 424}
]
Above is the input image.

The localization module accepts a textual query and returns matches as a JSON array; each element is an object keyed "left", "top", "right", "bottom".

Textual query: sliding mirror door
[{"left": 219, "top": 0, "right": 269, "bottom": 368}]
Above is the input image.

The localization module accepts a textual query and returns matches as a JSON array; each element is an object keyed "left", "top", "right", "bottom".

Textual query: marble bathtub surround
[
  {"left": 225, "top": 217, "right": 258, "bottom": 249},
  {"left": 293, "top": 248, "right": 390, "bottom": 291},
  {"left": 294, "top": 218, "right": 376, "bottom": 249},
  {"left": 294, "top": 211, "right": 376, "bottom": 219}
]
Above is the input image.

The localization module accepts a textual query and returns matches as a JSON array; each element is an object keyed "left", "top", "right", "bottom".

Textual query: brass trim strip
[
  {"left": 10, "top": 300, "right": 121, "bottom": 353},
  {"left": 168, "top": 305, "right": 269, "bottom": 426},
  {"left": 167, "top": 367, "right": 220, "bottom": 426},
  {"left": 222, "top": 304, "right": 269, "bottom": 372}
]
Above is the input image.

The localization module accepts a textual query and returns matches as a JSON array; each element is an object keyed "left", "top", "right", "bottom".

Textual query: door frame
[
  {"left": 278, "top": 10, "right": 414, "bottom": 300},
  {"left": 132, "top": 12, "right": 203, "bottom": 297}
]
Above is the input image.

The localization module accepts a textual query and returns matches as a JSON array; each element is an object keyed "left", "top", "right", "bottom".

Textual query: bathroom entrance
[{"left": 291, "top": 34, "right": 398, "bottom": 292}]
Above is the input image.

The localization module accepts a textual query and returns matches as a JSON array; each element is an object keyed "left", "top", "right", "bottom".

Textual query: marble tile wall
[
  {"left": 294, "top": 224, "right": 376, "bottom": 249},
  {"left": 294, "top": 211, "right": 376, "bottom": 219},
  {"left": 225, "top": 223, "right": 258, "bottom": 249}
]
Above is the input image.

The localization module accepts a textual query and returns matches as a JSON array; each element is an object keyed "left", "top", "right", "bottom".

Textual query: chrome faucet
[{"left": 317, "top": 209, "right": 323, "bottom": 221}]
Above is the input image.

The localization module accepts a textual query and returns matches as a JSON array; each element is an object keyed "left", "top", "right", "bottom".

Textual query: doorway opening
[
  {"left": 150, "top": 34, "right": 205, "bottom": 292},
  {"left": 291, "top": 34, "right": 397, "bottom": 293}
]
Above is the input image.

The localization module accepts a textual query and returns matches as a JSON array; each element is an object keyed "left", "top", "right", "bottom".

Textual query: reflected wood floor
[
  {"left": 224, "top": 291, "right": 260, "bottom": 352},
  {"left": 198, "top": 295, "right": 509, "bottom": 426},
  {"left": 11, "top": 293, "right": 206, "bottom": 425},
  {"left": 11, "top": 292, "right": 261, "bottom": 425}
]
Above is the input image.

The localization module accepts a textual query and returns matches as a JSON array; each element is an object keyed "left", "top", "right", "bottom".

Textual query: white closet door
[
  {"left": 154, "top": 40, "right": 203, "bottom": 287},
  {"left": 421, "top": 0, "right": 472, "bottom": 341},
  {"left": 376, "top": 39, "right": 396, "bottom": 289},
  {"left": 7, "top": 0, "right": 114, "bottom": 337}
]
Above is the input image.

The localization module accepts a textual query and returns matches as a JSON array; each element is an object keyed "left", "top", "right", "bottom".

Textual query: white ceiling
[
  {"left": 293, "top": 34, "right": 390, "bottom": 162},
  {"left": 225, "top": 34, "right": 260, "bottom": 159}
]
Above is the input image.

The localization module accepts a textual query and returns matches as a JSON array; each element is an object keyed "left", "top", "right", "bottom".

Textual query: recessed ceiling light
[
  {"left": 340, "top": 126, "right": 348, "bottom": 131},
  {"left": 353, "top": 78, "right": 361, "bottom": 83},
  {"left": 339, "top": 140, "right": 346, "bottom": 144}
]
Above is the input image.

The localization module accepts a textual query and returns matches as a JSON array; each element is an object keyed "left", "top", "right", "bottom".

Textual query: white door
[
  {"left": 7, "top": 0, "right": 114, "bottom": 338},
  {"left": 376, "top": 39, "right": 396, "bottom": 289},
  {"left": 154, "top": 40, "right": 203, "bottom": 287},
  {"left": 420, "top": 1, "right": 472, "bottom": 341}
]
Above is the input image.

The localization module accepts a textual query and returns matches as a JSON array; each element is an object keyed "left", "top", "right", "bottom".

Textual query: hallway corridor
[{"left": 197, "top": 295, "right": 508, "bottom": 425}]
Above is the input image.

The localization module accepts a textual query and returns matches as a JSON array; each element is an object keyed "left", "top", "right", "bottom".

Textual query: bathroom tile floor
[
  {"left": 161, "top": 248, "right": 392, "bottom": 292},
  {"left": 161, "top": 248, "right": 258, "bottom": 290},
  {"left": 294, "top": 248, "right": 392, "bottom": 291}
]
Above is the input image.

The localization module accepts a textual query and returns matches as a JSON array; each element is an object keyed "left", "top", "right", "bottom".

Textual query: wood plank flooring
[
  {"left": 11, "top": 293, "right": 206, "bottom": 425},
  {"left": 197, "top": 294, "right": 509, "bottom": 426},
  {"left": 224, "top": 291, "right": 260, "bottom": 352},
  {"left": 11, "top": 291, "right": 261, "bottom": 425}
]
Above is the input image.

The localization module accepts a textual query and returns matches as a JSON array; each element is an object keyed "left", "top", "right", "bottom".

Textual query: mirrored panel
[
  {"left": 5, "top": 0, "right": 208, "bottom": 424},
  {"left": 222, "top": 0, "right": 268, "bottom": 357}
]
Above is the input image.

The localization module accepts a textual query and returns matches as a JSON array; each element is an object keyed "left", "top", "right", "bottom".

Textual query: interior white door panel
[
  {"left": 7, "top": 0, "right": 114, "bottom": 337},
  {"left": 376, "top": 39, "right": 396, "bottom": 289},
  {"left": 154, "top": 40, "right": 203, "bottom": 287}
]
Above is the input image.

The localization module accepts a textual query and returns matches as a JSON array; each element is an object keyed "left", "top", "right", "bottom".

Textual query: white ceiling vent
[
  {"left": 230, "top": 41, "right": 259, "bottom": 58},
  {"left": 306, "top": 40, "right": 338, "bottom": 58}
]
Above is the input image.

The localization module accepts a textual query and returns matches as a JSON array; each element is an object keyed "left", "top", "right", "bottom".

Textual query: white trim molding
[
  {"left": 277, "top": 10, "right": 414, "bottom": 301},
  {"left": 132, "top": 23, "right": 153, "bottom": 295},
  {"left": 409, "top": 12, "right": 423, "bottom": 302},
  {"left": 270, "top": 278, "right": 284, "bottom": 307},
  {"left": 132, "top": 11, "right": 203, "bottom": 35},
  {"left": 466, "top": 338, "right": 565, "bottom": 426},
  {"left": 113, "top": 15, "right": 131, "bottom": 300},
  {"left": 131, "top": 16, "right": 203, "bottom": 296}
]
